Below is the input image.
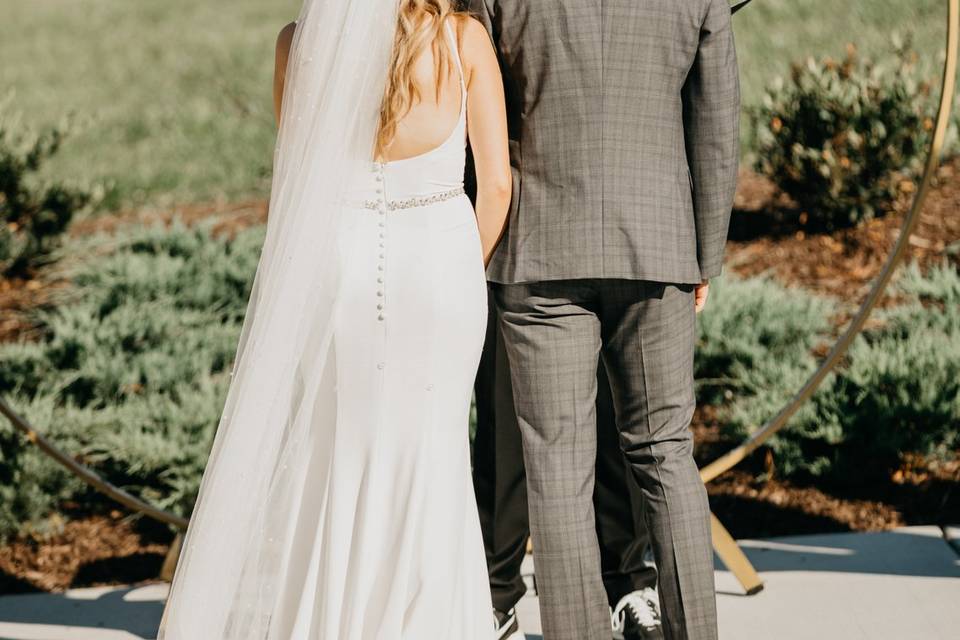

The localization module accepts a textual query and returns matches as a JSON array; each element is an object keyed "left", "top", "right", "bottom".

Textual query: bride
[{"left": 158, "top": 0, "right": 511, "bottom": 637}]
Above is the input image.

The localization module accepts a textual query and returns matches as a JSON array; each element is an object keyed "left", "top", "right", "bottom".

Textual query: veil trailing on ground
[{"left": 158, "top": 1, "right": 398, "bottom": 637}]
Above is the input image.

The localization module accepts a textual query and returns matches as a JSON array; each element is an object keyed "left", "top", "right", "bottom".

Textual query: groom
[{"left": 468, "top": 1, "right": 740, "bottom": 639}]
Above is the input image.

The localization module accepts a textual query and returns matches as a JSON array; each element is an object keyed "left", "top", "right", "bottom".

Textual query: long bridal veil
[{"left": 158, "top": 1, "right": 398, "bottom": 637}]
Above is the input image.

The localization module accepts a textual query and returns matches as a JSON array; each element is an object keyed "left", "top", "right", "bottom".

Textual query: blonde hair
[{"left": 375, "top": 0, "right": 461, "bottom": 159}]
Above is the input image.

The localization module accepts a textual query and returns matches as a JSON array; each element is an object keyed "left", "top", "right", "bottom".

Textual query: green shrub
[
  {"left": 696, "top": 276, "right": 839, "bottom": 476},
  {"left": 696, "top": 275, "right": 834, "bottom": 406},
  {"left": 0, "top": 394, "right": 86, "bottom": 539},
  {"left": 0, "top": 219, "right": 262, "bottom": 538},
  {"left": 825, "top": 262, "right": 960, "bottom": 475},
  {"left": 706, "top": 264, "right": 960, "bottom": 480},
  {"left": 0, "top": 103, "right": 97, "bottom": 276},
  {"left": 751, "top": 38, "right": 933, "bottom": 229}
]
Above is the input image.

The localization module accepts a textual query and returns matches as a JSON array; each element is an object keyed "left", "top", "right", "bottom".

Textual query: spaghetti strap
[{"left": 444, "top": 20, "right": 467, "bottom": 112}]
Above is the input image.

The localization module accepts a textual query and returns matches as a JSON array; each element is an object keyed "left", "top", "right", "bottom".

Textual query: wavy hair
[{"left": 375, "top": 0, "right": 461, "bottom": 158}]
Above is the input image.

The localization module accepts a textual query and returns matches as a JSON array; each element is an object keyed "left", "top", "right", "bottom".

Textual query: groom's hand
[{"left": 694, "top": 280, "right": 710, "bottom": 314}]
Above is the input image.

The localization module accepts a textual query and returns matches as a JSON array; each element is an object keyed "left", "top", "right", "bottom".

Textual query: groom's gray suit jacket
[{"left": 469, "top": 0, "right": 740, "bottom": 285}]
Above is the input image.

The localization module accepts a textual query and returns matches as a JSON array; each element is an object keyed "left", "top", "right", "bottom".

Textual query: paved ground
[{"left": 0, "top": 526, "right": 957, "bottom": 640}]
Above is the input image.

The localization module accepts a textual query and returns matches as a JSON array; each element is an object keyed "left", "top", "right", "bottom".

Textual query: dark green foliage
[
  {"left": 703, "top": 265, "right": 960, "bottom": 480},
  {"left": 751, "top": 39, "right": 933, "bottom": 229},
  {"left": 0, "top": 105, "right": 96, "bottom": 276},
  {"left": 822, "top": 262, "right": 960, "bottom": 477},
  {"left": 696, "top": 276, "right": 834, "bottom": 406},
  {"left": 0, "top": 220, "right": 263, "bottom": 538},
  {"left": 696, "top": 276, "right": 840, "bottom": 476}
]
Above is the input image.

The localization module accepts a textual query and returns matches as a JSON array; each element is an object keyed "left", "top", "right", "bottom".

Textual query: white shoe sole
[{"left": 495, "top": 612, "right": 520, "bottom": 640}]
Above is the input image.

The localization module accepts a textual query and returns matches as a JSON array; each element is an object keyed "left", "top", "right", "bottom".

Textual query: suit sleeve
[{"left": 682, "top": 0, "right": 740, "bottom": 281}]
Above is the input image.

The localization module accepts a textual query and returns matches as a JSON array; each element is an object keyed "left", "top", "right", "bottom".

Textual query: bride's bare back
[{"left": 380, "top": 22, "right": 464, "bottom": 162}]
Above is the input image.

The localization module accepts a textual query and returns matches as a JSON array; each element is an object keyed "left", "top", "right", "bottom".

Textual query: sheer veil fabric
[{"left": 158, "top": 1, "right": 399, "bottom": 637}]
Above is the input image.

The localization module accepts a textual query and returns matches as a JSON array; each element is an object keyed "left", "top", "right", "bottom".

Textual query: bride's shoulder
[
  {"left": 451, "top": 14, "right": 494, "bottom": 69},
  {"left": 451, "top": 12, "right": 488, "bottom": 40}
]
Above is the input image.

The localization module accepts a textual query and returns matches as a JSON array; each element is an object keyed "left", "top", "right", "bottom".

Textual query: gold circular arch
[{"left": 0, "top": 2, "right": 957, "bottom": 566}]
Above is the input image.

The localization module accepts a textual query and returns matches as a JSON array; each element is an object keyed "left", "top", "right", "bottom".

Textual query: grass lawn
[
  {"left": 0, "top": 0, "right": 950, "bottom": 210},
  {"left": 0, "top": 0, "right": 300, "bottom": 210},
  {"left": 733, "top": 0, "right": 948, "bottom": 110}
]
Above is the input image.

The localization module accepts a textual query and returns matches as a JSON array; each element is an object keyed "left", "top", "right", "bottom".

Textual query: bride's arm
[
  {"left": 460, "top": 16, "right": 512, "bottom": 267},
  {"left": 273, "top": 22, "right": 297, "bottom": 126}
]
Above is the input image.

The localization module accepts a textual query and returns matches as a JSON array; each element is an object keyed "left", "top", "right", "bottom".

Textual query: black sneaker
[
  {"left": 494, "top": 607, "right": 519, "bottom": 640},
  {"left": 611, "top": 588, "right": 664, "bottom": 640}
]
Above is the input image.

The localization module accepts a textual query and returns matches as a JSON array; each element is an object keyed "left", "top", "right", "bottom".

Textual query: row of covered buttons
[{"left": 374, "top": 162, "right": 387, "bottom": 322}]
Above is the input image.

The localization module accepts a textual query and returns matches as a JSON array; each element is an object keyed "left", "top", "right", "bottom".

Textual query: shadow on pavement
[
  {"left": 713, "top": 527, "right": 960, "bottom": 582},
  {"left": 72, "top": 552, "right": 165, "bottom": 588},
  {"left": 0, "top": 585, "right": 163, "bottom": 639},
  {"left": 0, "top": 571, "right": 41, "bottom": 597}
]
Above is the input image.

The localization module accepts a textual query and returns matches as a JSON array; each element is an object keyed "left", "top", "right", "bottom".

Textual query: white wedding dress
[
  {"left": 280, "top": 23, "right": 492, "bottom": 639},
  {"left": 158, "top": 10, "right": 492, "bottom": 638}
]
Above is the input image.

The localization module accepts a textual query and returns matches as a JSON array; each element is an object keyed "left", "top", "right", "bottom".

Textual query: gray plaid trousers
[{"left": 493, "top": 280, "right": 717, "bottom": 640}]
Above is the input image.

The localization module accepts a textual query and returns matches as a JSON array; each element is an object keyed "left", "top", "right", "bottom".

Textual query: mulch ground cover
[
  {"left": 0, "top": 511, "right": 171, "bottom": 595},
  {"left": 726, "top": 162, "right": 960, "bottom": 296},
  {"left": 1, "top": 161, "right": 958, "bottom": 593}
]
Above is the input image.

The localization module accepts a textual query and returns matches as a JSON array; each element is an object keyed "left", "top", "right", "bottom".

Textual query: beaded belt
[{"left": 362, "top": 186, "right": 465, "bottom": 212}]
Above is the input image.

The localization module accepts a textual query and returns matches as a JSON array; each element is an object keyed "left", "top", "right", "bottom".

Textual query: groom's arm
[{"left": 681, "top": 0, "right": 740, "bottom": 281}]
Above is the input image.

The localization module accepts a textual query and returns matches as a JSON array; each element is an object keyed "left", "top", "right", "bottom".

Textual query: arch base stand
[
  {"left": 160, "top": 533, "right": 183, "bottom": 583},
  {"left": 712, "top": 514, "right": 764, "bottom": 595}
]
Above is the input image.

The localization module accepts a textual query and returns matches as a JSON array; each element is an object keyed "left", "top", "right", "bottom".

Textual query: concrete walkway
[{"left": 0, "top": 526, "right": 957, "bottom": 640}]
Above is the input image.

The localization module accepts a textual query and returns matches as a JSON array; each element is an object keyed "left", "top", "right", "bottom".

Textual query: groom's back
[{"left": 471, "top": 0, "right": 739, "bottom": 285}]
